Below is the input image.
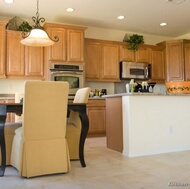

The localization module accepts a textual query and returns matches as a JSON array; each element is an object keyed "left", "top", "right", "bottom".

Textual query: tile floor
[{"left": 1, "top": 137, "right": 190, "bottom": 189}]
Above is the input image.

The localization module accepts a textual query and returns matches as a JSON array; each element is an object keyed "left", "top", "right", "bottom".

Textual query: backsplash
[
  {"left": 114, "top": 81, "right": 167, "bottom": 94},
  {"left": 85, "top": 82, "right": 114, "bottom": 95}
]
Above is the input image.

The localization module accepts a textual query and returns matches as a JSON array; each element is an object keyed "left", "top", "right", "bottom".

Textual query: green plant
[
  {"left": 18, "top": 22, "right": 32, "bottom": 32},
  {"left": 127, "top": 34, "right": 144, "bottom": 51}
]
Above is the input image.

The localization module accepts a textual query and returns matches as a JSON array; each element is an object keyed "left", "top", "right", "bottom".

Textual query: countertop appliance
[{"left": 120, "top": 61, "right": 151, "bottom": 80}]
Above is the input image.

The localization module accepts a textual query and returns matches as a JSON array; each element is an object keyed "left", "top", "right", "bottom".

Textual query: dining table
[{"left": 0, "top": 102, "right": 89, "bottom": 177}]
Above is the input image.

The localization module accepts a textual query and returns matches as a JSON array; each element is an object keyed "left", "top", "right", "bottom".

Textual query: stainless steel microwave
[{"left": 120, "top": 62, "right": 151, "bottom": 80}]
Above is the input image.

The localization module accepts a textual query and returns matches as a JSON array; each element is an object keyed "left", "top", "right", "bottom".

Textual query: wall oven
[{"left": 49, "top": 63, "right": 84, "bottom": 100}]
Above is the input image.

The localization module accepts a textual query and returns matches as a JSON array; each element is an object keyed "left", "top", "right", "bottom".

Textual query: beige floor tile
[{"left": 1, "top": 137, "right": 190, "bottom": 189}]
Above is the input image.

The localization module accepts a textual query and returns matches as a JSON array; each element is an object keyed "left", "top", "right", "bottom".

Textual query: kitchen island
[{"left": 104, "top": 93, "right": 190, "bottom": 157}]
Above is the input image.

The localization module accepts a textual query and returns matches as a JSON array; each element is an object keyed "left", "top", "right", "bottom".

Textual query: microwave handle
[{"left": 145, "top": 67, "right": 149, "bottom": 78}]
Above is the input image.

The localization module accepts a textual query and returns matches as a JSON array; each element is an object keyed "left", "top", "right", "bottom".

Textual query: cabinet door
[
  {"left": 84, "top": 41, "right": 101, "bottom": 79},
  {"left": 88, "top": 107, "right": 106, "bottom": 136},
  {"left": 135, "top": 46, "right": 151, "bottom": 63},
  {"left": 0, "top": 22, "right": 6, "bottom": 78},
  {"left": 151, "top": 47, "right": 165, "bottom": 82},
  {"left": 120, "top": 45, "right": 135, "bottom": 62},
  {"left": 6, "top": 30, "right": 25, "bottom": 76},
  {"left": 166, "top": 42, "right": 184, "bottom": 81},
  {"left": 67, "top": 29, "right": 84, "bottom": 62},
  {"left": 25, "top": 46, "right": 44, "bottom": 78},
  {"left": 101, "top": 43, "right": 120, "bottom": 81},
  {"left": 87, "top": 99, "right": 106, "bottom": 136},
  {"left": 184, "top": 44, "right": 190, "bottom": 81},
  {"left": 48, "top": 28, "right": 67, "bottom": 61}
]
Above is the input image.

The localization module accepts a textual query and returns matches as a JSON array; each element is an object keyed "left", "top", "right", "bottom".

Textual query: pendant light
[{"left": 20, "top": 0, "right": 58, "bottom": 47}]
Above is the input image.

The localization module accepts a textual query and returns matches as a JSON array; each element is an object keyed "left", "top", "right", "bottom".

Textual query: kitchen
[
  {"left": 1, "top": 0, "right": 190, "bottom": 149},
  {"left": 1, "top": 0, "right": 190, "bottom": 187}
]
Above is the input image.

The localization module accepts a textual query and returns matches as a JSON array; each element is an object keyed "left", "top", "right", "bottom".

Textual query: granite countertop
[{"left": 102, "top": 92, "right": 190, "bottom": 98}]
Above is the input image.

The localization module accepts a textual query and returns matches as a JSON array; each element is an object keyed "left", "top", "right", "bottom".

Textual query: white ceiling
[{"left": 0, "top": 0, "right": 190, "bottom": 37}]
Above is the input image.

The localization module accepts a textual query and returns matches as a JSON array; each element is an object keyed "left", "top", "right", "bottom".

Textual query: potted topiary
[
  {"left": 18, "top": 22, "right": 32, "bottom": 32},
  {"left": 127, "top": 34, "right": 144, "bottom": 51}
]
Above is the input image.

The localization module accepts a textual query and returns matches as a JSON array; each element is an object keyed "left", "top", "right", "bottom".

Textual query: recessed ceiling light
[
  {"left": 117, "top": 16, "right": 125, "bottom": 20},
  {"left": 66, "top": 8, "right": 75, "bottom": 12},
  {"left": 5, "top": 0, "right": 14, "bottom": 3},
  {"left": 160, "top": 22, "right": 167, "bottom": 26}
]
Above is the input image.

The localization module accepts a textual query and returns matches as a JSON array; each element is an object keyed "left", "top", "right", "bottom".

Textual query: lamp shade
[{"left": 20, "top": 29, "right": 55, "bottom": 47}]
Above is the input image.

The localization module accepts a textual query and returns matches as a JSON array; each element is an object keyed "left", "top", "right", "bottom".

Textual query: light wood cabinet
[
  {"left": 87, "top": 99, "right": 106, "bottom": 137},
  {"left": 6, "top": 30, "right": 44, "bottom": 79},
  {"left": 120, "top": 44, "right": 151, "bottom": 63},
  {"left": 150, "top": 46, "right": 165, "bottom": 82},
  {"left": 0, "top": 21, "right": 6, "bottom": 78},
  {"left": 136, "top": 46, "right": 151, "bottom": 63},
  {"left": 101, "top": 43, "right": 120, "bottom": 81},
  {"left": 157, "top": 40, "right": 190, "bottom": 81},
  {"left": 46, "top": 28, "right": 67, "bottom": 61},
  {"left": 184, "top": 43, "right": 190, "bottom": 81},
  {"left": 45, "top": 23, "right": 86, "bottom": 63},
  {"left": 84, "top": 39, "right": 120, "bottom": 82},
  {"left": 6, "top": 30, "right": 25, "bottom": 77},
  {"left": 0, "top": 99, "right": 15, "bottom": 123},
  {"left": 84, "top": 41, "right": 101, "bottom": 79},
  {"left": 119, "top": 45, "right": 135, "bottom": 62}
]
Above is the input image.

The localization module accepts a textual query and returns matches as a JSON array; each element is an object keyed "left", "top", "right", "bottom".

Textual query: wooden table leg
[
  {"left": 0, "top": 105, "right": 7, "bottom": 177},
  {"left": 79, "top": 111, "right": 89, "bottom": 167}
]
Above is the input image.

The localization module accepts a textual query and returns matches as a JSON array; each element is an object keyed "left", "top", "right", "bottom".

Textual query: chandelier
[{"left": 20, "top": 0, "right": 58, "bottom": 47}]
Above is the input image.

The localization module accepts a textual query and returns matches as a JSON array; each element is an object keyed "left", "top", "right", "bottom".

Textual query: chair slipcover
[
  {"left": 10, "top": 81, "right": 71, "bottom": 178},
  {"left": 66, "top": 87, "right": 91, "bottom": 160},
  {"left": 14, "top": 92, "right": 24, "bottom": 123},
  {"left": 0, "top": 92, "right": 23, "bottom": 165}
]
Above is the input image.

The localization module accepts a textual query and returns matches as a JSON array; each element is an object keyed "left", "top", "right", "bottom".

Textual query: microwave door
[{"left": 130, "top": 67, "right": 145, "bottom": 79}]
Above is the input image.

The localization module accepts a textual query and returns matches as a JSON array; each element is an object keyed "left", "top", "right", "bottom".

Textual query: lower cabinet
[
  {"left": 0, "top": 99, "right": 15, "bottom": 122},
  {"left": 87, "top": 99, "right": 106, "bottom": 137}
]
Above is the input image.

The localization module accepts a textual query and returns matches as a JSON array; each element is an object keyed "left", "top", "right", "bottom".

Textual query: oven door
[{"left": 50, "top": 71, "right": 84, "bottom": 99}]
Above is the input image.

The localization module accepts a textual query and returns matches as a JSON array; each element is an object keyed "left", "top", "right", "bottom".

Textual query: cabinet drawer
[{"left": 87, "top": 99, "right": 106, "bottom": 107}]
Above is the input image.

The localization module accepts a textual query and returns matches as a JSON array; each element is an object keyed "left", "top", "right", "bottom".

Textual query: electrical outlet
[{"left": 168, "top": 126, "right": 173, "bottom": 134}]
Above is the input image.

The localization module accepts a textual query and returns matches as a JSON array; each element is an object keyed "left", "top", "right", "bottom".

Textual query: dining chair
[
  {"left": 14, "top": 92, "right": 24, "bottom": 123},
  {"left": 66, "top": 87, "right": 91, "bottom": 160},
  {"left": 0, "top": 92, "right": 23, "bottom": 165},
  {"left": 10, "top": 81, "right": 71, "bottom": 178}
]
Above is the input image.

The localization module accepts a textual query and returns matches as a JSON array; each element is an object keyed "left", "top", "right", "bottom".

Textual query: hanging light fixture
[{"left": 20, "top": 0, "right": 58, "bottom": 47}]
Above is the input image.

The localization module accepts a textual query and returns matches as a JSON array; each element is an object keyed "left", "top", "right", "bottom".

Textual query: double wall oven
[{"left": 49, "top": 62, "right": 84, "bottom": 100}]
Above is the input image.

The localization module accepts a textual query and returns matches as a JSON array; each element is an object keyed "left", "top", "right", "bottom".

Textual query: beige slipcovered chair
[
  {"left": 10, "top": 81, "right": 71, "bottom": 178},
  {"left": 66, "top": 87, "right": 91, "bottom": 160},
  {"left": 1, "top": 92, "right": 23, "bottom": 165},
  {"left": 14, "top": 92, "right": 24, "bottom": 123}
]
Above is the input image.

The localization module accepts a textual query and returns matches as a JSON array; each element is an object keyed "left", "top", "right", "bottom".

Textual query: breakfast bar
[{"left": 104, "top": 93, "right": 190, "bottom": 157}]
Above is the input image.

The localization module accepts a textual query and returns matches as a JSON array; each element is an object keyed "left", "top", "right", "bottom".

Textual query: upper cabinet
[
  {"left": 0, "top": 21, "right": 7, "bottom": 78},
  {"left": 150, "top": 46, "right": 165, "bottom": 82},
  {"left": 44, "top": 23, "right": 86, "bottom": 63},
  {"left": 157, "top": 40, "right": 190, "bottom": 82},
  {"left": 84, "top": 38, "right": 120, "bottom": 82},
  {"left": 6, "top": 30, "right": 44, "bottom": 79},
  {"left": 184, "top": 43, "right": 190, "bottom": 81},
  {"left": 120, "top": 44, "right": 151, "bottom": 63}
]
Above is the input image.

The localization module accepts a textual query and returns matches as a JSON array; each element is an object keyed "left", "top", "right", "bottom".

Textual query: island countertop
[{"left": 102, "top": 92, "right": 190, "bottom": 98}]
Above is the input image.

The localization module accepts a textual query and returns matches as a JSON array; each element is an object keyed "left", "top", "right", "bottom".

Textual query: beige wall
[{"left": 85, "top": 27, "right": 173, "bottom": 45}]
